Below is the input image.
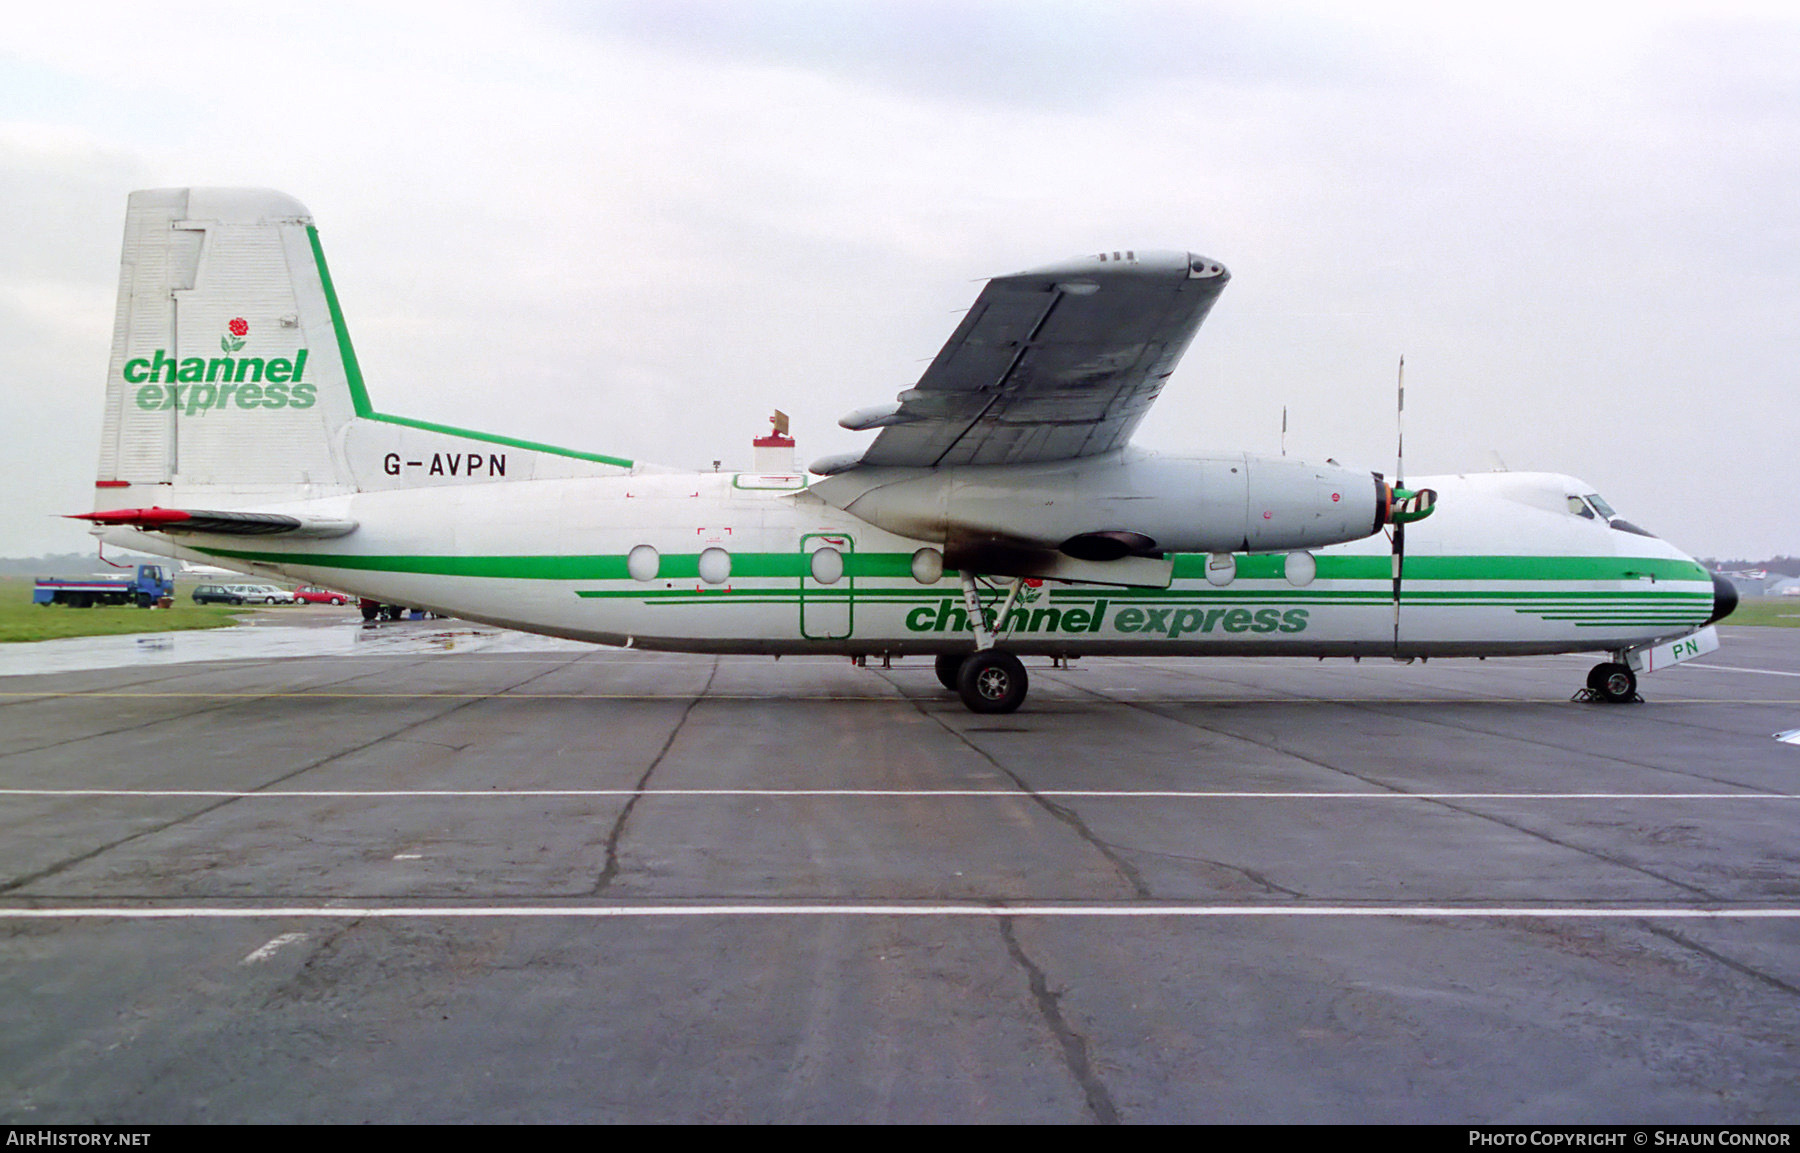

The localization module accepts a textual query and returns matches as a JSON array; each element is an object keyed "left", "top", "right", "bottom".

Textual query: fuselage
[{"left": 113, "top": 468, "right": 1720, "bottom": 660}]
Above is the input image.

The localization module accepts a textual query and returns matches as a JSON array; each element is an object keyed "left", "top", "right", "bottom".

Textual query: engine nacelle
[{"left": 812, "top": 449, "right": 1387, "bottom": 580}]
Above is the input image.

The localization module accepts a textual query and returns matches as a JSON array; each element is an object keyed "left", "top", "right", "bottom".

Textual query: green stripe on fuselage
[{"left": 194, "top": 546, "right": 1710, "bottom": 587}]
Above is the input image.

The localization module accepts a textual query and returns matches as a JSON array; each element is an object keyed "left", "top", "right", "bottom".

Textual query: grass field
[
  {"left": 1725, "top": 596, "right": 1800, "bottom": 628},
  {"left": 1, "top": 575, "right": 247, "bottom": 643}
]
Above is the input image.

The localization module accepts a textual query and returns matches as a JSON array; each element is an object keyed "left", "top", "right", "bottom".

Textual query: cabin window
[
  {"left": 627, "top": 545, "right": 660, "bottom": 582},
  {"left": 1567, "top": 496, "right": 1595, "bottom": 519},
  {"left": 1585, "top": 494, "right": 1617, "bottom": 518},
  {"left": 697, "top": 547, "right": 732, "bottom": 585},
  {"left": 809, "top": 547, "right": 844, "bottom": 585}
]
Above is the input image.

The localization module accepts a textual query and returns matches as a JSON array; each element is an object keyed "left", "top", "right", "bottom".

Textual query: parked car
[
  {"left": 294, "top": 586, "right": 352, "bottom": 605},
  {"left": 192, "top": 583, "right": 300, "bottom": 606},
  {"left": 237, "top": 584, "right": 299, "bottom": 605},
  {"left": 192, "top": 583, "right": 246, "bottom": 605}
]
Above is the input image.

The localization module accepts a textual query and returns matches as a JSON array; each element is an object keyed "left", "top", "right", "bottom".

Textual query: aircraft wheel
[
  {"left": 360, "top": 603, "right": 379, "bottom": 621},
  {"left": 957, "top": 651, "right": 1028, "bottom": 714},
  {"left": 1590, "top": 662, "right": 1637, "bottom": 704},
  {"left": 934, "top": 653, "right": 965, "bottom": 692}
]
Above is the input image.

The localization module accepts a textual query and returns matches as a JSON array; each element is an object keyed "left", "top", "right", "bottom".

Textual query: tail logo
[{"left": 124, "top": 332, "right": 315, "bottom": 415}]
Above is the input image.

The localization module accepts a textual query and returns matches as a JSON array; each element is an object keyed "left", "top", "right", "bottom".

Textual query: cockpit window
[
  {"left": 1566, "top": 496, "right": 1596, "bottom": 519},
  {"left": 1585, "top": 493, "right": 1616, "bottom": 518}
]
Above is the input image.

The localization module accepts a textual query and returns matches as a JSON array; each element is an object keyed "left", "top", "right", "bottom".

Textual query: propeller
[{"left": 1386, "top": 355, "right": 1437, "bottom": 650}]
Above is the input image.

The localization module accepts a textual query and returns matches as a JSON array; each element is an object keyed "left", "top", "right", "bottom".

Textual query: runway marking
[
  {"left": 3, "top": 788, "right": 1794, "bottom": 800},
  {"left": 5, "top": 904, "right": 1800, "bottom": 920},
  {"left": 241, "top": 931, "right": 308, "bottom": 964}
]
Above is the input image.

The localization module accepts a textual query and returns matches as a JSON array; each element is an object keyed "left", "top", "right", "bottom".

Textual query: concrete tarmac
[{"left": 2, "top": 618, "right": 1799, "bottom": 1122}]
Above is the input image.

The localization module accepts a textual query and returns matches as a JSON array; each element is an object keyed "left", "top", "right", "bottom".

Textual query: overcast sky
[{"left": 2, "top": 1, "right": 1794, "bottom": 559}]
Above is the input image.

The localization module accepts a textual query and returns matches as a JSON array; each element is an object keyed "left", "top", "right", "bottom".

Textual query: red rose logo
[
  {"left": 229, "top": 317, "right": 248, "bottom": 337},
  {"left": 221, "top": 317, "right": 247, "bottom": 353}
]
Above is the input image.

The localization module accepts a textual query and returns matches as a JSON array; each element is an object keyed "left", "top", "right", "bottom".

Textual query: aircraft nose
[{"left": 1707, "top": 571, "right": 1739, "bottom": 625}]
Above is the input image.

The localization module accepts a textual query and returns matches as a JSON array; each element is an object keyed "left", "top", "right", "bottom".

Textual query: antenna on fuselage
[{"left": 1281, "top": 405, "right": 1287, "bottom": 457}]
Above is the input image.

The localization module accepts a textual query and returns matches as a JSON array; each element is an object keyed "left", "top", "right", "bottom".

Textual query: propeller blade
[
  {"left": 1392, "top": 520, "right": 1404, "bottom": 647},
  {"left": 1396, "top": 354, "right": 1405, "bottom": 490},
  {"left": 1393, "top": 355, "right": 1406, "bottom": 649}
]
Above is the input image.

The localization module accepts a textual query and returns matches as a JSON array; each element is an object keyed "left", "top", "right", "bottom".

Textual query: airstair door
[{"left": 799, "top": 532, "right": 854, "bottom": 640}]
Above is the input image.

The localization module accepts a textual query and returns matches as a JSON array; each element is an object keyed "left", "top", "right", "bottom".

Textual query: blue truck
[{"left": 33, "top": 564, "right": 176, "bottom": 608}]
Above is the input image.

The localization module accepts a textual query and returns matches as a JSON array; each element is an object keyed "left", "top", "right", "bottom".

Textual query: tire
[
  {"left": 956, "top": 651, "right": 1029, "bottom": 714},
  {"left": 361, "top": 603, "right": 379, "bottom": 621},
  {"left": 136, "top": 594, "right": 152, "bottom": 609},
  {"left": 1591, "top": 662, "right": 1637, "bottom": 704},
  {"left": 330, "top": 597, "right": 345, "bottom": 606},
  {"left": 934, "top": 653, "right": 965, "bottom": 692}
]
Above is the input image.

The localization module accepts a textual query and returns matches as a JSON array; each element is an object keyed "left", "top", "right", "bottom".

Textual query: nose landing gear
[{"left": 1581, "top": 661, "right": 1640, "bottom": 704}]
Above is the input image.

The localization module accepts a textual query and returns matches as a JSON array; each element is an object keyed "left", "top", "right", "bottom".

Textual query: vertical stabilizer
[
  {"left": 97, "top": 187, "right": 354, "bottom": 500},
  {"left": 98, "top": 189, "right": 354, "bottom": 498},
  {"left": 96, "top": 188, "right": 637, "bottom": 511}
]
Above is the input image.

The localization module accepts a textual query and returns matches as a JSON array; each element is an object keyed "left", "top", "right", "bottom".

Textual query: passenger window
[
  {"left": 627, "top": 545, "right": 660, "bottom": 582},
  {"left": 697, "top": 547, "right": 731, "bottom": 585}
]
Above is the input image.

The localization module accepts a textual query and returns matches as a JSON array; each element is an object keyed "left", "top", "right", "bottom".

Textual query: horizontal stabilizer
[{"left": 71, "top": 507, "right": 357, "bottom": 538}]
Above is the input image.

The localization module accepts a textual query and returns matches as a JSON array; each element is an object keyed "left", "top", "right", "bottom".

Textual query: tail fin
[{"left": 96, "top": 188, "right": 632, "bottom": 508}]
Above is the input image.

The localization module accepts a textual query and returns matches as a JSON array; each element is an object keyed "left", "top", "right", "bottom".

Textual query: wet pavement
[
  {"left": 1, "top": 624, "right": 1798, "bottom": 1121},
  {"left": 0, "top": 612, "right": 590, "bottom": 678}
]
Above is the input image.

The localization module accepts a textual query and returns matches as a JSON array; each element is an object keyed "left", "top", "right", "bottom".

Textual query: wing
[{"left": 846, "top": 250, "right": 1229, "bottom": 469}]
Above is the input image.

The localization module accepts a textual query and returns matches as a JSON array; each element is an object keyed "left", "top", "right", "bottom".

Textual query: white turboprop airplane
[{"left": 77, "top": 189, "right": 1735, "bottom": 712}]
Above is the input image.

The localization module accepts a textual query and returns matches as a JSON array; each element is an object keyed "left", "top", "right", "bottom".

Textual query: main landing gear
[
  {"left": 1581, "top": 661, "right": 1640, "bottom": 705},
  {"left": 933, "top": 571, "right": 1035, "bottom": 714},
  {"left": 937, "top": 650, "right": 1030, "bottom": 714}
]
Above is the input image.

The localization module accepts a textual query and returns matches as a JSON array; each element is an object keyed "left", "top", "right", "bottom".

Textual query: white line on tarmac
[
  {"left": 4, "top": 905, "right": 1800, "bottom": 920},
  {"left": 1683, "top": 663, "right": 1800, "bottom": 678},
  {"left": 3, "top": 788, "right": 1796, "bottom": 800}
]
